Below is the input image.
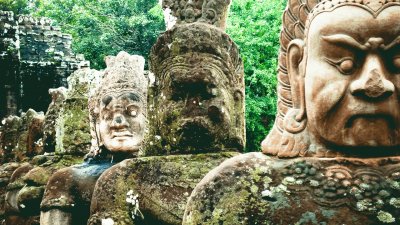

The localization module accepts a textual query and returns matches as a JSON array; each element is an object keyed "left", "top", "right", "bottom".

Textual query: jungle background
[{"left": 0, "top": 0, "right": 286, "bottom": 151}]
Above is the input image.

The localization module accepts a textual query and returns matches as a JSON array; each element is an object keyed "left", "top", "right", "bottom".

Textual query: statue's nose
[
  {"left": 112, "top": 114, "right": 128, "bottom": 127},
  {"left": 350, "top": 55, "right": 394, "bottom": 100},
  {"left": 208, "top": 105, "right": 230, "bottom": 124},
  {"left": 115, "top": 116, "right": 122, "bottom": 124}
]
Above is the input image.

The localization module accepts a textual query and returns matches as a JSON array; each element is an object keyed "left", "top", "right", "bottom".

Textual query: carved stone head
[
  {"left": 89, "top": 52, "right": 147, "bottom": 156},
  {"left": 147, "top": 22, "right": 245, "bottom": 155},
  {"left": 263, "top": 0, "right": 400, "bottom": 158},
  {"left": 162, "top": 0, "right": 231, "bottom": 30}
]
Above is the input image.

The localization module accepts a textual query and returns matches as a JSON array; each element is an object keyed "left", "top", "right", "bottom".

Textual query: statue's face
[
  {"left": 181, "top": 0, "right": 203, "bottom": 22},
  {"left": 157, "top": 54, "right": 244, "bottom": 151},
  {"left": 304, "top": 6, "right": 400, "bottom": 149},
  {"left": 99, "top": 92, "right": 145, "bottom": 153}
]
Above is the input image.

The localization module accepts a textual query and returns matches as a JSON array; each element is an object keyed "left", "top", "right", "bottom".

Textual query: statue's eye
[
  {"left": 325, "top": 57, "right": 355, "bottom": 75},
  {"left": 339, "top": 59, "right": 354, "bottom": 74},
  {"left": 126, "top": 105, "right": 139, "bottom": 117},
  {"left": 130, "top": 110, "right": 137, "bottom": 117},
  {"left": 393, "top": 57, "right": 400, "bottom": 70}
]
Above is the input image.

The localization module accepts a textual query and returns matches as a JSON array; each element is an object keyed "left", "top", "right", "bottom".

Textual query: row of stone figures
[{"left": 1, "top": 0, "right": 400, "bottom": 224}]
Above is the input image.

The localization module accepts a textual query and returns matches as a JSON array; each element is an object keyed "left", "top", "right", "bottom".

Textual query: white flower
[
  {"left": 101, "top": 218, "right": 114, "bottom": 225},
  {"left": 155, "top": 135, "right": 161, "bottom": 140},
  {"left": 127, "top": 190, "right": 134, "bottom": 196}
]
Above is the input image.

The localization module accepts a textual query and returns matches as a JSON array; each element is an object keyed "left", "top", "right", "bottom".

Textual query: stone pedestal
[
  {"left": 184, "top": 152, "right": 400, "bottom": 225},
  {"left": 88, "top": 152, "right": 238, "bottom": 225}
]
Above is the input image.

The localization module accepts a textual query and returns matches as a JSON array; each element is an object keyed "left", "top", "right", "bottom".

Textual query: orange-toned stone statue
[
  {"left": 183, "top": 0, "right": 400, "bottom": 224},
  {"left": 262, "top": 0, "right": 400, "bottom": 158}
]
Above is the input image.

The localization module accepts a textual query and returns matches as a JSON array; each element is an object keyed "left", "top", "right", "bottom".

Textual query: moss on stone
[{"left": 89, "top": 152, "right": 238, "bottom": 225}]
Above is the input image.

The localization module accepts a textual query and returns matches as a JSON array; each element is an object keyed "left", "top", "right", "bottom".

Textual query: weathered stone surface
[
  {"left": 88, "top": 51, "right": 147, "bottom": 157},
  {"left": 183, "top": 0, "right": 400, "bottom": 224},
  {"left": 40, "top": 52, "right": 148, "bottom": 225},
  {"left": 0, "top": 116, "right": 22, "bottom": 162},
  {"left": 0, "top": 162, "right": 20, "bottom": 224},
  {"left": 3, "top": 155, "right": 83, "bottom": 225},
  {"left": 13, "top": 109, "right": 45, "bottom": 161},
  {"left": 55, "top": 68, "right": 102, "bottom": 156},
  {"left": 184, "top": 153, "right": 400, "bottom": 225},
  {"left": 0, "top": 109, "right": 44, "bottom": 162},
  {"left": 162, "top": 0, "right": 231, "bottom": 30},
  {"left": 0, "top": 11, "right": 89, "bottom": 119},
  {"left": 146, "top": 22, "right": 245, "bottom": 155},
  {"left": 40, "top": 161, "right": 113, "bottom": 225},
  {"left": 262, "top": 0, "right": 400, "bottom": 158},
  {"left": 42, "top": 87, "right": 67, "bottom": 153},
  {"left": 88, "top": 152, "right": 238, "bottom": 225}
]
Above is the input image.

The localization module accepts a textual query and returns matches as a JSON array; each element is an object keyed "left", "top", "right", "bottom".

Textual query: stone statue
[
  {"left": 144, "top": 21, "right": 245, "bottom": 155},
  {"left": 85, "top": 52, "right": 147, "bottom": 159},
  {"left": 42, "top": 87, "right": 67, "bottom": 153},
  {"left": 40, "top": 52, "right": 147, "bottom": 225},
  {"left": 183, "top": 0, "right": 400, "bottom": 224},
  {"left": 262, "top": 0, "right": 400, "bottom": 158},
  {"left": 162, "top": 0, "right": 231, "bottom": 30},
  {"left": 87, "top": 4, "right": 244, "bottom": 224}
]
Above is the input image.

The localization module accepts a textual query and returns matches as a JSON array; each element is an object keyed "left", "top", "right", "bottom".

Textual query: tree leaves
[
  {"left": 227, "top": 0, "right": 286, "bottom": 151},
  {"left": 33, "top": 0, "right": 165, "bottom": 69}
]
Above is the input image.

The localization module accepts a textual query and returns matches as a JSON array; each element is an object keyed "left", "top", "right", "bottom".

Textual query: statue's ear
[{"left": 287, "top": 39, "right": 306, "bottom": 117}]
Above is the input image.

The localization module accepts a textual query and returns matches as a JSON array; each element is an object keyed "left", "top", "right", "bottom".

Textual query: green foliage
[
  {"left": 227, "top": 0, "right": 286, "bottom": 151},
  {"left": 0, "top": 0, "right": 32, "bottom": 14},
  {"left": 33, "top": 0, "right": 165, "bottom": 69}
]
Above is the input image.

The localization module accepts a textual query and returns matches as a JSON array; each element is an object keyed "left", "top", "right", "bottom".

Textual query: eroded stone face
[
  {"left": 98, "top": 92, "right": 146, "bottom": 153},
  {"left": 305, "top": 5, "right": 400, "bottom": 151},
  {"left": 147, "top": 23, "right": 245, "bottom": 155},
  {"left": 91, "top": 51, "right": 148, "bottom": 156},
  {"left": 158, "top": 56, "right": 243, "bottom": 151},
  {"left": 39, "top": 52, "right": 148, "bottom": 225}
]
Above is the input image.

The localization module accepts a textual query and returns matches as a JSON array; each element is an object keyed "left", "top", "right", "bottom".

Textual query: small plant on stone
[{"left": 126, "top": 190, "right": 144, "bottom": 221}]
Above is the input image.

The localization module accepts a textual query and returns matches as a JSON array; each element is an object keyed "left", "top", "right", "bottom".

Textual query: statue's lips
[
  {"left": 345, "top": 113, "right": 395, "bottom": 128},
  {"left": 111, "top": 130, "right": 134, "bottom": 139},
  {"left": 178, "top": 117, "right": 212, "bottom": 131}
]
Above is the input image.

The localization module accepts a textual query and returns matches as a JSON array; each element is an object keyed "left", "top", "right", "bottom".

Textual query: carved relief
[
  {"left": 146, "top": 22, "right": 245, "bottom": 155},
  {"left": 40, "top": 52, "right": 148, "bottom": 225},
  {"left": 281, "top": 160, "right": 400, "bottom": 211},
  {"left": 262, "top": 0, "right": 400, "bottom": 157},
  {"left": 89, "top": 52, "right": 147, "bottom": 157},
  {"left": 183, "top": 1, "right": 400, "bottom": 224},
  {"left": 162, "top": 0, "right": 231, "bottom": 30}
]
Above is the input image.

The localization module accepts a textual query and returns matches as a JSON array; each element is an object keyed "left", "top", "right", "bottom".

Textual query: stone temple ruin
[
  {"left": 0, "top": 11, "right": 89, "bottom": 118},
  {"left": 1, "top": 0, "right": 400, "bottom": 224}
]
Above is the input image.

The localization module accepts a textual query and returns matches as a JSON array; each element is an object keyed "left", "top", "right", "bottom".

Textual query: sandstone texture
[{"left": 89, "top": 152, "right": 238, "bottom": 225}]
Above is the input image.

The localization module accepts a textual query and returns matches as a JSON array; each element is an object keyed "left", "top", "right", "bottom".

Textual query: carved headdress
[
  {"left": 150, "top": 22, "right": 243, "bottom": 88},
  {"left": 88, "top": 51, "right": 147, "bottom": 155},
  {"left": 162, "top": 0, "right": 231, "bottom": 30},
  {"left": 262, "top": 0, "right": 400, "bottom": 158}
]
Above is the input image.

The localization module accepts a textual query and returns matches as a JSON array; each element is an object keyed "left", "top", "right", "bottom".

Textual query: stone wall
[{"left": 0, "top": 11, "right": 89, "bottom": 118}]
